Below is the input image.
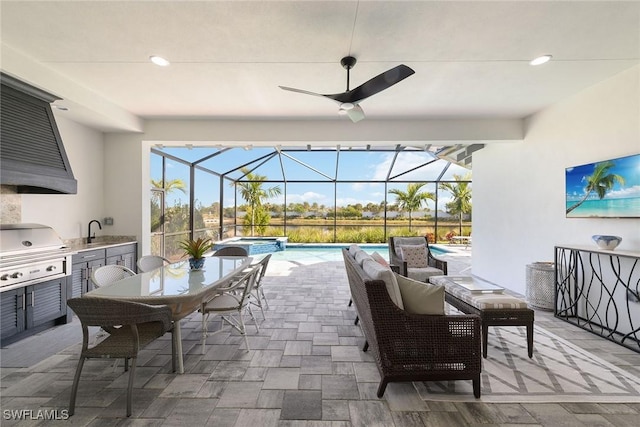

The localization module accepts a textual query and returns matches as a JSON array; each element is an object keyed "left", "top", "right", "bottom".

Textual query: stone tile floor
[{"left": 1, "top": 248, "right": 640, "bottom": 426}]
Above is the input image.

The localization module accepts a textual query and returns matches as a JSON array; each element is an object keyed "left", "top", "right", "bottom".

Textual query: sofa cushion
[
  {"left": 371, "top": 251, "right": 389, "bottom": 267},
  {"left": 362, "top": 259, "right": 404, "bottom": 310},
  {"left": 349, "top": 244, "right": 362, "bottom": 257},
  {"left": 399, "top": 244, "right": 429, "bottom": 268},
  {"left": 355, "top": 250, "right": 373, "bottom": 266},
  {"left": 394, "top": 273, "right": 444, "bottom": 315}
]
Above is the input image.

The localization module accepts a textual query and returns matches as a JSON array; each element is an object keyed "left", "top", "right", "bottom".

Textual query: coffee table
[{"left": 429, "top": 275, "right": 534, "bottom": 358}]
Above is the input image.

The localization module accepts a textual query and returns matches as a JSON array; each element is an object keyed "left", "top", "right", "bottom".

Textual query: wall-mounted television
[{"left": 566, "top": 153, "right": 640, "bottom": 218}]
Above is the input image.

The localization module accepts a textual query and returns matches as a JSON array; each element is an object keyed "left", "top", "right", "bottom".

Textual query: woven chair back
[
  {"left": 137, "top": 255, "right": 170, "bottom": 273},
  {"left": 91, "top": 264, "right": 136, "bottom": 288}
]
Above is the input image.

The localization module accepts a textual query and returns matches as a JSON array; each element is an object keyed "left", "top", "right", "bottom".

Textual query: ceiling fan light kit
[{"left": 280, "top": 56, "right": 415, "bottom": 123}]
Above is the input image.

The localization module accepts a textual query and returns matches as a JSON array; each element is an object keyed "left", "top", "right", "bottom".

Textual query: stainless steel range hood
[{"left": 0, "top": 73, "right": 77, "bottom": 194}]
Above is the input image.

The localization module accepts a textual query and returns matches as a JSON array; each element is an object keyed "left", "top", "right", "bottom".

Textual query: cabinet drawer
[
  {"left": 106, "top": 243, "right": 136, "bottom": 257},
  {"left": 72, "top": 249, "right": 105, "bottom": 263}
]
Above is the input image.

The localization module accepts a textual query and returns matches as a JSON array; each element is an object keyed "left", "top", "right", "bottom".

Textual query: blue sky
[
  {"left": 152, "top": 147, "right": 471, "bottom": 209},
  {"left": 565, "top": 153, "right": 640, "bottom": 201}
]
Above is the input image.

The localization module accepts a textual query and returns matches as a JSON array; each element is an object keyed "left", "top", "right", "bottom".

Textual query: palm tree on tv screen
[
  {"left": 566, "top": 161, "right": 625, "bottom": 214},
  {"left": 439, "top": 173, "right": 472, "bottom": 235},
  {"left": 388, "top": 183, "right": 435, "bottom": 232},
  {"left": 235, "top": 167, "right": 282, "bottom": 236}
]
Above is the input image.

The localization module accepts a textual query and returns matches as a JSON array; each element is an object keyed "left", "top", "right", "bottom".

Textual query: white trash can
[{"left": 526, "top": 262, "right": 555, "bottom": 310}]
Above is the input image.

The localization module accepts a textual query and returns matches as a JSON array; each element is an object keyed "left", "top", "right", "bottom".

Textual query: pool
[
  {"left": 268, "top": 243, "right": 449, "bottom": 263},
  {"left": 214, "top": 239, "right": 449, "bottom": 257},
  {"left": 214, "top": 237, "right": 288, "bottom": 255}
]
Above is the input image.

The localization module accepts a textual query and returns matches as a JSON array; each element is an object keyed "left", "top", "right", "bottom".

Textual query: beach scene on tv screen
[{"left": 566, "top": 153, "right": 640, "bottom": 218}]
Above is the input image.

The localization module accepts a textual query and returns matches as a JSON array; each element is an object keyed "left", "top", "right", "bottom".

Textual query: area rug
[{"left": 415, "top": 325, "right": 640, "bottom": 402}]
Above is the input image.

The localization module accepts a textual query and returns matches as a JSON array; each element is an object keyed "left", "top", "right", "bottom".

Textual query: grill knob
[
  {"left": 10, "top": 272, "right": 23, "bottom": 279},
  {"left": 1, "top": 274, "right": 9, "bottom": 281},
  {"left": 47, "top": 266, "right": 57, "bottom": 272}
]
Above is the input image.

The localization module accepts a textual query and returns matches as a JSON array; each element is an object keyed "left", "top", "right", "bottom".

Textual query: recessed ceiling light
[
  {"left": 149, "top": 55, "right": 170, "bottom": 67},
  {"left": 530, "top": 55, "right": 552, "bottom": 66}
]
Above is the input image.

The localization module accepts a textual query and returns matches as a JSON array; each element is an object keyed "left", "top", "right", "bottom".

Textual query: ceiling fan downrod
[{"left": 340, "top": 56, "right": 357, "bottom": 91}]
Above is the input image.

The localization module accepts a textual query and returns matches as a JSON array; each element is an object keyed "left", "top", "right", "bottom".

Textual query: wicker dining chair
[
  {"left": 200, "top": 264, "right": 260, "bottom": 352},
  {"left": 136, "top": 255, "right": 170, "bottom": 273},
  {"left": 212, "top": 246, "right": 248, "bottom": 257},
  {"left": 91, "top": 264, "right": 136, "bottom": 288},
  {"left": 66, "top": 297, "right": 174, "bottom": 417}
]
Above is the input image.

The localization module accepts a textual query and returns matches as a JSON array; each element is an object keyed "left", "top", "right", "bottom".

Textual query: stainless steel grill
[{"left": 0, "top": 224, "right": 72, "bottom": 292}]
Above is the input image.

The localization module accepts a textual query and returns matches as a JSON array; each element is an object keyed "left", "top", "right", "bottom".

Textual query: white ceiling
[{"left": 1, "top": 0, "right": 639, "bottom": 132}]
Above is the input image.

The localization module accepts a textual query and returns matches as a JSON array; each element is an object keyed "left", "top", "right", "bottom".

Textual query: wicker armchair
[
  {"left": 66, "top": 297, "right": 174, "bottom": 417},
  {"left": 388, "top": 236, "right": 448, "bottom": 280},
  {"left": 343, "top": 248, "right": 481, "bottom": 398},
  {"left": 137, "top": 255, "right": 170, "bottom": 273}
]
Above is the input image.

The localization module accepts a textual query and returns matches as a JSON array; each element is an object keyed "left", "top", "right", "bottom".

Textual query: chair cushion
[
  {"left": 355, "top": 250, "right": 373, "bottom": 266},
  {"left": 371, "top": 251, "right": 389, "bottom": 267},
  {"left": 399, "top": 244, "right": 429, "bottom": 268},
  {"left": 394, "top": 273, "right": 445, "bottom": 315},
  {"left": 393, "top": 237, "right": 427, "bottom": 257},
  {"left": 407, "top": 266, "right": 445, "bottom": 282},
  {"left": 362, "top": 259, "right": 404, "bottom": 310}
]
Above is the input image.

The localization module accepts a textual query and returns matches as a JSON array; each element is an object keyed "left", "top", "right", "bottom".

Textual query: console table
[{"left": 555, "top": 245, "right": 640, "bottom": 353}]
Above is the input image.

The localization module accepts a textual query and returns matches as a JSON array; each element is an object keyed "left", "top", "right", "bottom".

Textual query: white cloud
[{"left": 606, "top": 185, "right": 640, "bottom": 199}]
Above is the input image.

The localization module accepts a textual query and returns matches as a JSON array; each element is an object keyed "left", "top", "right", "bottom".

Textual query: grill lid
[{"left": 0, "top": 223, "right": 65, "bottom": 255}]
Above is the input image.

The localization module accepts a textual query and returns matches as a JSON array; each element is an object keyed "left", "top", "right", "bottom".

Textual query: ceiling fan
[{"left": 279, "top": 56, "right": 415, "bottom": 123}]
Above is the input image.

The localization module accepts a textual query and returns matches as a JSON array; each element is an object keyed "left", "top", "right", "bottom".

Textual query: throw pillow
[
  {"left": 399, "top": 244, "right": 429, "bottom": 268},
  {"left": 371, "top": 251, "right": 389, "bottom": 267},
  {"left": 394, "top": 272, "right": 445, "bottom": 315},
  {"left": 362, "top": 259, "right": 404, "bottom": 309}
]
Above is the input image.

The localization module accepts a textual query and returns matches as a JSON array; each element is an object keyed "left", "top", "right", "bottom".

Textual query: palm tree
[
  {"left": 439, "top": 173, "right": 472, "bottom": 235},
  {"left": 151, "top": 178, "right": 186, "bottom": 195},
  {"left": 235, "top": 167, "right": 282, "bottom": 236},
  {"left": 388, "top": 183, "right": 435, "bottom": 232},
  {"left": 566, "top": 161, "right": 625, "bottom": 214},
  {"left": 150, "top": 179, "right": 187, "bottom": 232}
]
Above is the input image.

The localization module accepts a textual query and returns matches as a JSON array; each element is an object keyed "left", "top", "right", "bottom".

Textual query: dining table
[{"left": 85, "top": 255, "right": 253, "bottom": 374}]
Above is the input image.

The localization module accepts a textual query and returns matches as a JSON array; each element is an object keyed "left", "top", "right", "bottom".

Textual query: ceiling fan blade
[
  {"left": 278, "top": 86, "right": 327, "bottom": 98},
  {"left": 346, "top": 105, "right": 365, "bottom": 123},
  {"left": 328, "top": 64, "right": 415, "bottom": 104}
]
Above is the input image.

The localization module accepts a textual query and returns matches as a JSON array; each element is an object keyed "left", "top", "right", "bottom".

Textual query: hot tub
[{"left": 213, "top": 237, "right": 287, "bottom": 255}]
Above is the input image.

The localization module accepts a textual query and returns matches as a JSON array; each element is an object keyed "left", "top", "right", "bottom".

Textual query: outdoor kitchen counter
[{"left": 63, "top": 236, "right": 137, "bottom": 253}]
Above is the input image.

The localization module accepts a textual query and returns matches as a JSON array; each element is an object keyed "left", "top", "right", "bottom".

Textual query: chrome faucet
[{"left": 87, "top": 220, "right": 102, "bottom": 244}]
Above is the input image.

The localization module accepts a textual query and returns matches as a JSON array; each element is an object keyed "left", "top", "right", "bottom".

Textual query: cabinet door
[
  {"left": 85, "top": 259, "right": 105, "bottom": 293},
  {"left": 26, "top": 278, "right": 67, "bottom": 329},
  {"left": 106, "top": 243, "right": 138, "bottom": 272},
  {"left": 1, "top": 288, "right": 26, "bottom": 340},
  {"left": 71, "top": 262, "right": 85, "bottom": 298}
]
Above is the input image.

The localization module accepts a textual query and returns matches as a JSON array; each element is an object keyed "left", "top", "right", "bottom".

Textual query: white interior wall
[
  {"left": 473, "top": 66, "right": 640, "bottom": 295},
  {"left": 21, "top": 114, "right": 105, "bottom": 240}
]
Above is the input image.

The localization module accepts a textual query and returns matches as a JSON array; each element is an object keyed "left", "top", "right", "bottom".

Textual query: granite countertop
[{"left": 64, "top": 235, "right": 137, "bottom": 252}]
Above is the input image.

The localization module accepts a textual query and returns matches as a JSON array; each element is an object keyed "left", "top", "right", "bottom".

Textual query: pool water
[{"left": 268, "top": 243, "right": 448, "bottom": 263}]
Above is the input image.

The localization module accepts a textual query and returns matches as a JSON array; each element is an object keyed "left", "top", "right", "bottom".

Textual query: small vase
[{"left": 189, "top": 257, "right": 205, "bottom": 270}]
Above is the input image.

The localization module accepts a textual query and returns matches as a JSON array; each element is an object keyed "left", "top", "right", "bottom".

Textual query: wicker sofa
[{"left": 342, "top": 246, "right": 481, "bottom": 398}]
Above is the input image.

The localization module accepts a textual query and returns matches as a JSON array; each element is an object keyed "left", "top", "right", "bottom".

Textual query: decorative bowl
[{"left": 591, "top": 235, "right": 622, "bottom": 250}]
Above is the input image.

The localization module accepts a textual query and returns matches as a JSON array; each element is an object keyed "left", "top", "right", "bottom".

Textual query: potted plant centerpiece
[{"left": 179, "top": 237, "right": 213, "bottom": 270}]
